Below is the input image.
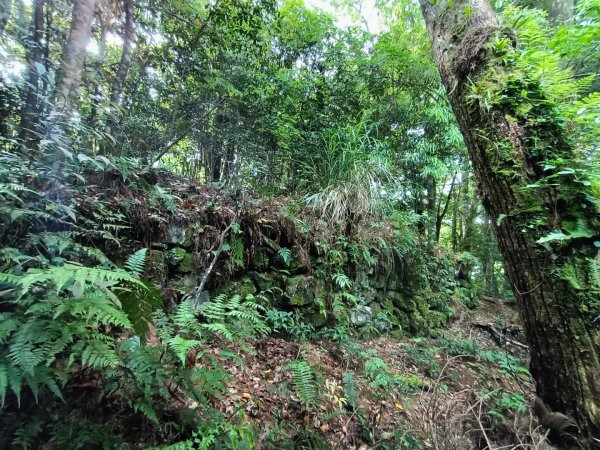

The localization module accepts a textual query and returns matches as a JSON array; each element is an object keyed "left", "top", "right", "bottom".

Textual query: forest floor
[{"left": 186, "top": 297, "right": 541, "bottom": 449}]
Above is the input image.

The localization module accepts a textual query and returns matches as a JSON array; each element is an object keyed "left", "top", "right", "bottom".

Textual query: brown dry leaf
[{"left": 242, "top": 392, "right": 252, "bottom": 399}]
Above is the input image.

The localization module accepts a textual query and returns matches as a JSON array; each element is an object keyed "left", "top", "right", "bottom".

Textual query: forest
[{"left": 0, "top": 0, "right": 599, "bottom": 448}]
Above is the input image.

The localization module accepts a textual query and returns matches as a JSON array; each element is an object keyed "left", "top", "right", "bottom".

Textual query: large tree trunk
[
  {"left": 48, "top": 0, "right": 97, "bottom": 169},
  {"left": 18, "top": 0, "right": 45, "bottom": 153},
  {"left": 52, "top": 0, "right": 97, "bottom": 117},
  {"left": 419, "top": 0, "right": 600, "bottom": 446}
]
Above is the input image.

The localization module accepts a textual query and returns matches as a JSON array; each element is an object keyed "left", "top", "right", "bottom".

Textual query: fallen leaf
[{"left": 242, "top": 392, "right": 252, "bottom": 399}]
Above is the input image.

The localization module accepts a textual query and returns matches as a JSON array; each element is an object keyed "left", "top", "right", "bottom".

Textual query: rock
[
  {"left": 285, "top": 275, "right": 314, "bottom": 306},
  {"left": 170, "top": 274, "right": 200, "bottom": 293},
  {"left": 166, "top": 247, "right": 187, "bottom": 266},
  {"left": 144, "top": 250, "right": 166, "bottom": 287},
  {"left": 236, "top": 277, "right": 257, "bottom": 298},
  {"left": 249, "top": 248, "right": 269, "bottom": 271},
  {"left": 304, "top": 307, "right": 328, "bottom": 327},
  {"left": 180, "top": 253, "right": 195, "bottom": 273},
  {"left": 371, "top": 273, "right": 387, "bottom": 290},
  {"left": 250, "top": 271, "right": 275, "bottom": 292},
  {"left": 350, "top": 305, "right": 372, "bottom": 326},
  {"left": 167, "top": 224, "right": 186, "bottom": 245}
]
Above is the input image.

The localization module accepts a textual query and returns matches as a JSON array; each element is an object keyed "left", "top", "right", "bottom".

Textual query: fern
[
  {"left": 166, "top": 336, "right": 201, "bottom": 365},
  {"left": 364, "top": 357, "right": 388, "bottom": 379},
  {"left": 14, "top": 263, "right": 145, "bottom": 299},
  {"left": 588, "top": 258, "right": 600, "bottom": 292},
  {"left": 332, "top": 272, "right": 352, "bottom": 289},
  {"left": 117, "top": 281, "right": 163, "bottom": 339},
  {"left": 231, "top": 237, "right": 245, "bottom": 268},
  {"left": 124, "top": 248, "right": 148, "bottom": 278},
  {"left": 198, "top": 293, "right": 270, "bottom": 341},
  {"left": 288, "top": 360, "right": 316, "bottom": 408},
  {"left": 342, "top": 372, "right": 359, "bottom": 409},
  {"left": 277, "top": 247, "right": 292, "bottom": 265}
]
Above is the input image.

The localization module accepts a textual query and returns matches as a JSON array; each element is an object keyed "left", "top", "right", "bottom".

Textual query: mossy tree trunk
[{"left": 419, "top": 0, "right": 600, "bottom": 445}]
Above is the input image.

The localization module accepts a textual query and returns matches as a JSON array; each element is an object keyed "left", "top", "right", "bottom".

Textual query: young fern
[
  {"left": 124, "top": 248, "right": 148, "bottom": 278},
  {"left": 342, "top": 372, "right": 359, "bottom": 409},
  {"left": 288, "top": 360, "right": 317, "bottom": 408}
]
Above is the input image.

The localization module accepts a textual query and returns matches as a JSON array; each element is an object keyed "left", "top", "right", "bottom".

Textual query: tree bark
[
  {"left": 48, "top": 0, "right": 98, "bottom": 169},
  {"left": 419, "top": 0, "right": 600, "bottom": 446},
  {"left": 0, "top": 0, "right": 10, "bottom": 35},
  {"left": 52, "top": 0, "right": 97, "bottom": 118},
  {"left": 18, "top": 0, "right": 45, "bottom": 153},
  {"left": 106, "top": 0, "right": 134, "bottom": 141}
]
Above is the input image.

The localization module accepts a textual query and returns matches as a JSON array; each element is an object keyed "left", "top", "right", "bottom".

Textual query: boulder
[
  {"left": 285, "top": 275, "right": 314, "bottom": 306},
  {"left": 144, "top": 250, "right": 166, "bottom": 287},
  {"left": 350, "top": 305, "right": 372, "bottom": 326}
]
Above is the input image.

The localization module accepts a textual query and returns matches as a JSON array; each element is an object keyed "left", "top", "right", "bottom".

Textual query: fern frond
[
  {"left": 73, "top": 338, "right": 120, "bottom": 369},
  {"left": 166, "top": 336, "right": 201, "bottom": 365},
  {"left": 288, "top": 360, "right": 316, "bottom": 408},
  {"left": 116, "top": 281, "right": 162, "bottom": 339},
  {"left": 201, "top": 323, "right": 235, "bottom": 341},
  {"left": 342, "top": 372, "right": 359, "bottom": 409},
  {"left": 124, "top": 248, "right": 148, "bottom": 278}
]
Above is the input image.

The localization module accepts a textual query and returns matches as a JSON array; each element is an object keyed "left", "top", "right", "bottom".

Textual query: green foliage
[
  {"left": 124, "top": 248, "right": 148, "bottom": 278},
  {"left": 277, "top": 247, "right": 292, "bottom": 266},
  {"left": 0, "top": 263, "right": 144, "bottom": 406},
  {"left": 199, "top": 293, "right": 270, "bottom": 341},
  {"left": 287, "top": 359, "right": 317, "bottom": 408},
  {"left": 482, "top": 390, "right": 527, "bottom": 424},
  {"left": 342, "top": 371, "right": 359, "bottom": 409},
  {"left": 160, "top": 410, "right": 257, "bottom": 450},
  {"left": 440, "top": 337, "right": 530, "bottom": 378},
  {"left": 300, "top": 123, "right": 397, "bottom": 225}
]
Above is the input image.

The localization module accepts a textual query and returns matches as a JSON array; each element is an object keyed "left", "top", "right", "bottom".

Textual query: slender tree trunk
[
  {"left": 48, "top": 0, "right": 98, "bottom": 169},
  {"left": 40, "top": 3, "right": 52, "bottom": 116},
  {"left": 0, "top": 0, "right": 10, "bottom": 35},
  {"left": 18, "top": 0, "right": 45, "bottom": 153},
  {"left": 89, "top": 17, "right": 108, "bottom": 128},
  {"left": 435, "top": 173, "right": 456, "bottom": 241},
  {"left": 106, "top": 0, "right": 134, "bottom": 143},
  {"left": 426, "top": 176, "right": 437, "bottom": 243},
  {"left": 420, "top": 0, "right": 600, "bottom": 445}
]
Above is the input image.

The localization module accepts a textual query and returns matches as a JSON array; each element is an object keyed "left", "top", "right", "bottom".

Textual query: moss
[
  {"left": 180, "top": 253, "right": 194, "bottom": 273},
  {"left": 144, "top": 250, "right": 166, "bottom": 287},
  {"left": 166, "top": 247, "right": 187, "bottom": 266},
  {"left": 304, "top": 308, "right": 328, "bottom": 327},
  {"left": 285, "top": 276, "right": 314, "bottom": 306},
  {"left": 250, "top": 249, "right": 269, "bottom": 271},
  {"left": 238, "top": 277, "right": 256, "bottom": 298}
]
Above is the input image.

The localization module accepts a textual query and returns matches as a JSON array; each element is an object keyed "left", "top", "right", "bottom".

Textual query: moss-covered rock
[
  {"left": 180, "top": 252, "right": 195, "bottom": 273},
  {"left": 167, "top": 224, "right": 186, "bottom": 245},
  {"left": 237, "top": 277, "right": 257, "bottom": 298},
  {"left": 285, "top": 275, "right": 314, "bottom": 306},
  {"left": 304, "top": 307, "right": 328, "bottom": 327},
  {"left": 166, "top": 247, "right": 187, "bottom": 266},
  {"left": 249, "top": 248, "right": 269, "bottom": 271},
  {"left": 145, "top": 250, "right": 166, "bottom": 287}
]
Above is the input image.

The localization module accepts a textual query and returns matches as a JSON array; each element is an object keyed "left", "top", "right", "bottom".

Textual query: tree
[
  {"left": 49, "top": 0, "right": 98, "bottom": 131},
  {"left": 106, "top": 0, "right": 134, "bottom": 141},
  {"left": 18, "top": 0, "right": 45, "bottom": 153},
  {"left": 419, "top": 0, "right": 600, "bottom": 445}
]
